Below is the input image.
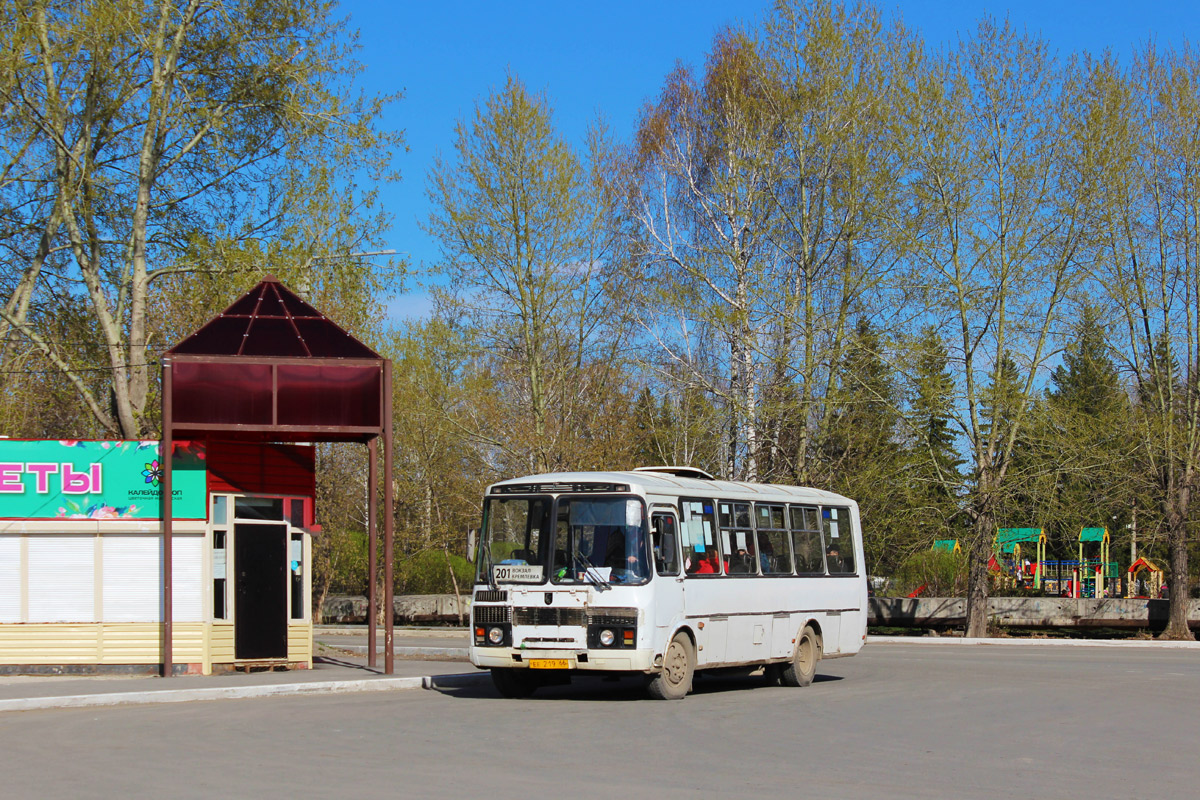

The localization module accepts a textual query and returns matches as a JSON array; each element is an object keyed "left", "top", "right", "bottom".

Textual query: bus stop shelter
[{"left": 161, "top": 275, "right": 396, "bottom": 675}]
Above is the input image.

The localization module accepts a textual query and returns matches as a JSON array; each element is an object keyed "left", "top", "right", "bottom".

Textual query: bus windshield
[
  {"left": 478, "top": 496, "right": 551, "bottom": 584},
  {"left": 551, "top": 496, "right": 650, "bottom": 585}
]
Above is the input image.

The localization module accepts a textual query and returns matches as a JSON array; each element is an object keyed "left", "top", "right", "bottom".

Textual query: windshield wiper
[
  {"left": 483, "top": 540, "right": 499, "bottom": 591},
  {"left": 573, "top": 548, "right": 610, "bottom": 591}
]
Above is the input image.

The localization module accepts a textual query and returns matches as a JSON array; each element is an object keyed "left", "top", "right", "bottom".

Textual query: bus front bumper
[{"left": 470, "top": 647, "right": 657, "bottom": 673}]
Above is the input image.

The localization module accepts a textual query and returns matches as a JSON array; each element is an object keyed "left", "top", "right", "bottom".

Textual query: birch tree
[
  {"left": 758, "top": 0, "right": 914, "bottom": 484},
  {"left": 631, "top": 29, "right": 782, "bottom": 480}
]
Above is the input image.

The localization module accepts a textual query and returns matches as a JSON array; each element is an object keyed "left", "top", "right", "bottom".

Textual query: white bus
[{"left": 469, "top": 467, "right": 868, "bottom": 699}]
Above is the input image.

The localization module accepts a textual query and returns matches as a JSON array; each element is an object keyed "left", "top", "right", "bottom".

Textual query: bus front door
[{"left": 651, "top": 511, "right": 684, "bottom": 629}]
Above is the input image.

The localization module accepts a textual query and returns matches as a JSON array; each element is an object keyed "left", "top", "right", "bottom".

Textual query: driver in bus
[{"left": 604, "top": 528, "right": 649, "bottom": 582}]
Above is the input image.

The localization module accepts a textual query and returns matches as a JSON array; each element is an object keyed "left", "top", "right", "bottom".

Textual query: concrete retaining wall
[
  {"left": 321, "top": 594, "right": 470, "bottom": 625},
  {"left": 869, "top": 597, "right": 1200, "bottom": 629}
]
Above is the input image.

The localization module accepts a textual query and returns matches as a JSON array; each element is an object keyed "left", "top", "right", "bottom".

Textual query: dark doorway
[{"left": 235, "top": 523, "right": 288, "bottom": 659}]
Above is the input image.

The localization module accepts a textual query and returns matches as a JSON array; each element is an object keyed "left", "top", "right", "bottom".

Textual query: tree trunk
[
  {"left": 1161, "top": 487, "right": 1193, "bottom": 640},
  {"left": 964, "top": 510, "right": 992, "bottom": 638}
]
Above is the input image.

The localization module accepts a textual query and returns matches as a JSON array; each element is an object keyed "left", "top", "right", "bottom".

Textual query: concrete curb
[
  {"left": 869, "top": 635, "right": 1200, "bottom": 649},
  {"left": 0, "top": 671, "right": 490, "bottom": 714}
]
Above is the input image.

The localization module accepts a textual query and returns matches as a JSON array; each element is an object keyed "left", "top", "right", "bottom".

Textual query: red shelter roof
[
  {"left": 163, "top": 275, "right": 386, "bottom": 443},
  {"left": 169, "top": 274, "right": 380, "bottom": 359}
]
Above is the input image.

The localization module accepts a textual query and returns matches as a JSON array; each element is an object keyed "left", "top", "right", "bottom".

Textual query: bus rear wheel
[
  {"left": 647, "top": 632, "right": 694, "bottom": 700},
  {"left": 491, "top": 668, "right": 539, "bottom": 698},
  {"left": 780, "top": 625, "right": 819, "bottom": 687}
]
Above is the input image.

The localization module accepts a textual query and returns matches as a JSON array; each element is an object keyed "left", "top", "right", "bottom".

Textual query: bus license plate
[{"left": 528, "top": 659, "right": 572, "bottom": 670}]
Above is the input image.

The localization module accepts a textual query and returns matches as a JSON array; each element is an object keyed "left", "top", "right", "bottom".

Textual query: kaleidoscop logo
[{"left": 141, "top": 459, "right": 162, "bottom": 488}]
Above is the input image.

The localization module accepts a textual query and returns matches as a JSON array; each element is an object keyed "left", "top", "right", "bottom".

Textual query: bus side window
[
  {"left": 790, "top": 505, "right": 826, "bottom": 575},
  {"left": 755, "top": 503, "right": 792, "bottom": 575},
  {"left": 681, "top": 498, "right": 720, "bottom": 575},
  {"left": 652, "top": 514, "right": 680, "bottom": 576},
  {"left": 822, "top": 507, "right": 855, "bottom": 574},
  {"left": 722, "top": 502, "right": 757, "bottom": 575}
]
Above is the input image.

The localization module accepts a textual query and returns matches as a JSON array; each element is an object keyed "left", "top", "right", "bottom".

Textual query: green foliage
[
  {"left": 0, "top": 0, "right": 401, "bottom": 438},
  {"left": 891, "top": 550, "right": 966, "bottom": 598},
  {"left": 1014, "top": 306, "right": 1141, "bottom": 553},
  {"left": 312, "top": 528, "right": 368, "bottom": 597},
  {"left": 900, "top": 326, "right": 965, "bottom": 547},
  {"left": 630, "top": 384, "right": 723, "bottom": 474},
  {"left": 1049, "top": 305, "right": 1125, "bottom": 419},
  {"left": 907, "top": 327, "right": 962, "bottom": 485},
  {"left": 10, "top": 0, "right": 1200, "bottom": 617},
  {"left": 399, "top": 550, "right": 474, "bottom": 596}
]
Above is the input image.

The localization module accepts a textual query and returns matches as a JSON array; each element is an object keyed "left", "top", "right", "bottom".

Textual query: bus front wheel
[
  {"left": 491, "top": 668, "right": 539, "bottom": 698},
  {"left": 647, "top": 632, "right": 694, "bottom": 700},
  {"left": 780, "top": 625, "right": 819, "bottom": 687}
]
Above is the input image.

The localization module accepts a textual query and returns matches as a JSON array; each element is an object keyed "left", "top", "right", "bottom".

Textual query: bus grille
[
  {"left": 513, "top": 607, "right": 586, "bottom": 627},
  {"left": 473, "top": 605, "right": 510, "bottom": 624},
  {"left": 587, "top": 608, "right": 638, "bottom": 626},
  {"left": 474, "top": 589, "right": 507, "bottom": 603}
]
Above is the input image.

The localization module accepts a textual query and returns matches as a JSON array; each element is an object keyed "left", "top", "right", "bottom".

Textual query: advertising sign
[{"left": 0, "top": 440, "right": 206, "bottom": 520}]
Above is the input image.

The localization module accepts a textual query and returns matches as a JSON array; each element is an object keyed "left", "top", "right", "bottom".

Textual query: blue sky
[{"left": 339, "top": 0, "right": 1197, "bottom": 322}]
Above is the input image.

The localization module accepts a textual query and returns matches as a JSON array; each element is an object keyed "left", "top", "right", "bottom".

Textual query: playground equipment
[
  {"left": 995, "top": 528, "right": 1047, "bottom": 589},
  {"left": 1078, "top": 527, "right": 1118, "bottom": 597},
  {"left": 931, "top": 539, "right": 961, "bottom": 554},
  {"left": 1043, "top": 528, "right": 1120, "bottom": 597},
  {"left": 1127, "top": 556, "right": 1164, "bottom": 598}
]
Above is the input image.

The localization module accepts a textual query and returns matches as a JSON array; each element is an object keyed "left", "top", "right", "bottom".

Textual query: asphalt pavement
[{"left": 2, "top": 642, "right": 1197, "bottom": 799}]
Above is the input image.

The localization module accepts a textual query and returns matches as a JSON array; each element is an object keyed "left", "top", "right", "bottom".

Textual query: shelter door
[{"left": 235, "top": 523, "right": 288, "bottom": 659}]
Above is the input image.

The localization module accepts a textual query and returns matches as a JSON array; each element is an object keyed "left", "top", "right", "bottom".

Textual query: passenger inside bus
[
  {"left": 756, "top": 540, "right": 775, "bottom": 573},
  {"left": 726, "top": 546, "right": 755, "bottom": 574},
  {"left": 827, "top": 543, "right": 850, "bottom": 573},
  {"left": 723, "top": 529, "right": 757, "bottom": 574}
]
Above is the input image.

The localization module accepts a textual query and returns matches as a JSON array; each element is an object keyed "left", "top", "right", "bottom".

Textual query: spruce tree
[
  {"left": 819, "top": 320, "right": 907, "bottom": 575},
  {"left": 905, "top": 326, "right": 964, "bottom": 548}
]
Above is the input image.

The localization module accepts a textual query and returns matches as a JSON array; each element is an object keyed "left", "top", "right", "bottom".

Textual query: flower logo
[{"left": 142, "top": 459, "right": 162, "bottom": 487}]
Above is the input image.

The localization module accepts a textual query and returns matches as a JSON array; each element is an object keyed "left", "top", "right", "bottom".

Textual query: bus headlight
[
  {"left": 488, "top": 626, "right": 505, "bottom": 645},
  {"left": 599, "top": 629, "right": 615, "bottom": 647}
]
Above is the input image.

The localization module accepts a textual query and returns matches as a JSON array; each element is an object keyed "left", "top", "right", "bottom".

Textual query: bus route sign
[{"left": 492, "top": 564, "right": 544, "bottom": 582}]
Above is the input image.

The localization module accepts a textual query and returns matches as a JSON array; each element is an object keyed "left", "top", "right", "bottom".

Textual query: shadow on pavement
[
  {"left": 312, "top": 656, "right": 385, "bottom": 674},
  {"left": 431, "top": 669, "right": 842, "bottom": 702}
]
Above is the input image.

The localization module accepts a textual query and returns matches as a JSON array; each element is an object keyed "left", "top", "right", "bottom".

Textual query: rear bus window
[
  {"left": 790, "top": 505, "right": 826, "bottom": 575},
  {"left": 822, "top": 507, "right": 855, "bottom": 574}
]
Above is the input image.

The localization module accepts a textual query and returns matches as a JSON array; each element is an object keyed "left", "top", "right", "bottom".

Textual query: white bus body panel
[{"left": 469, "top": 471, "right": 868, "bottom": 674}]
